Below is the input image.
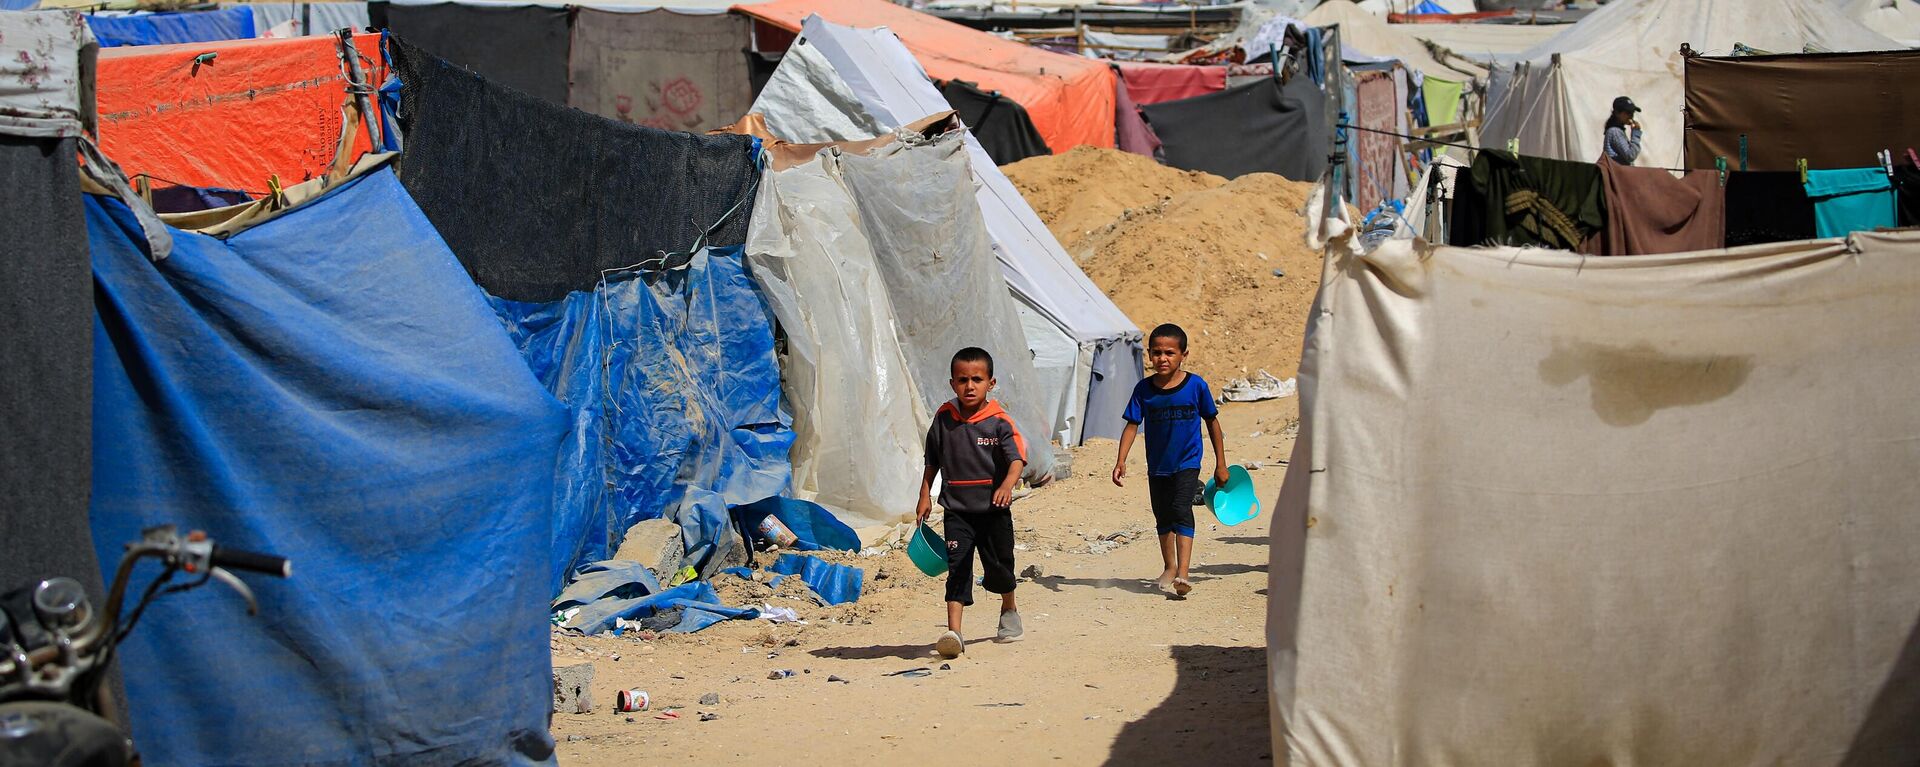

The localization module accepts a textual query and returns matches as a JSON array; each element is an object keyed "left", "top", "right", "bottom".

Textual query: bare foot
[
  {"left": 1153, "top": 573, "right": 1176, "bottom": 592},
  {"left": 1172, "top": 577, "right": 1193, "bottom": 597}
]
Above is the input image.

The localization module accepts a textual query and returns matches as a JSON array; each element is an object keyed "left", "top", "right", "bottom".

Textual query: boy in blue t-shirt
[{"left": 1112, "top": 323, "right": 1227, "bottom": 597}]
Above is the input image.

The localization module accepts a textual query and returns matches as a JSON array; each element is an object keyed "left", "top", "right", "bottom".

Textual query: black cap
[{"left": 1612, "top": 96, "right": 1641, "bottom": 113}]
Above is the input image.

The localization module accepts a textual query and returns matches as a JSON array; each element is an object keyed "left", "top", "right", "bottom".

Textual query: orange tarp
[
  {"left": 735, "top": 0, "right": 1115, "bottom": 151},
  {"left": 97, "top": 34, "right": 385, "bottom": 191}
]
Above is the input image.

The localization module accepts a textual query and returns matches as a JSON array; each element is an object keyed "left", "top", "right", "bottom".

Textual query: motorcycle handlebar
[{"left": 210, "top": 546, "right": 291, "bottom": 578}]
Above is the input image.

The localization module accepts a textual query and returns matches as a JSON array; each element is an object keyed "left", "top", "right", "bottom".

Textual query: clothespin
[
  {"left": 1715, "top": 156, "right": 1727, "bottom": 187},
  {"left": 1506, "top": 138, "right": 1519, "bottom": 155},
  {"left": 1797, "top": 158, "right": 1808, "bottom": 185},
  {"left": 267, "top": 174, "right": 287, "bottom": 209},
  {"left": 1878, "top": 149, "right": 1894, "bottom": 178},
  {"left": 1907, "top": 148, "right": 1919, "bottom": 170},
  {"left": 1738, "top": 134, "right": 1748, "bottom": 172}
]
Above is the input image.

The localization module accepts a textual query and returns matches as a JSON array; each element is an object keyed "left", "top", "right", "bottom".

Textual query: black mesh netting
[
  {"left": 1142, "top": 74, "right": 1328, "bottom": 182},
  {"left": 389, "top": 37, "right": 758, "bottom": 302}
]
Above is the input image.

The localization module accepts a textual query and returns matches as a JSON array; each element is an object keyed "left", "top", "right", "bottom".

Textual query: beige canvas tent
[
  {"left": 1269, "top": 191, "right": 1920, "bottom": 764},
  {"left": 1480, "top": 0, "right": 1898, "bottom": 168}
]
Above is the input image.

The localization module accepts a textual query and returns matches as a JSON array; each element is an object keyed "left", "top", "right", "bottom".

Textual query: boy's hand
[
  {"left": 915, "top": 494, "right": 932, "bottom": 523},
  {"left": 1214, "top": 464, "right": 1231, "bottom": 487},
  {"left": 992, "top": 485, "right": 1013, "bottom": 509},
  {"left": 1111, "top": 463, "right": 1126, "bottom": 487}
]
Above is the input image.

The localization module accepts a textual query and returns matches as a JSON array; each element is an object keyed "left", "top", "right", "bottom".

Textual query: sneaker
[
  {"left": 995, "top": 611, "right": 1025, "bottom": 643},
  {"left": 935, "top": 630, "right": 964, "bottom": 659}
]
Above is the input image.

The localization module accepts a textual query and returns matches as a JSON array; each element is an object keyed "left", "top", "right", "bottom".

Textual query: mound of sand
[
  {"left": 1005, "top": 145, "right": 1227, "bottom": 251},
  {"left": 1006, "top": 147, "right": 1322, "bottom": 382}
]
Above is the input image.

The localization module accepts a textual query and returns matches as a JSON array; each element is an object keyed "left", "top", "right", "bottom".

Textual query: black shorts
[
  {"left": 1148, "top": 468, "right": 1201, "bottom": 537},
  {"left": 943, "top": 509, "right": 1016, "bottom": 606}
]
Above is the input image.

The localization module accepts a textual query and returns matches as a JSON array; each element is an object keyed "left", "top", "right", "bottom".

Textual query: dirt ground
[{"left": 550, "top": 397, "right": 1298, "bottom": 766}]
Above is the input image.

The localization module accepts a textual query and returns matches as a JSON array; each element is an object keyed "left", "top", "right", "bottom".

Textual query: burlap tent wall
[
  {"left": 1269, "top": 202, "right": 1920, "bottom": 764},
  {"left": 1684, "top": 49, "right": 1920, "bottom": 172}
]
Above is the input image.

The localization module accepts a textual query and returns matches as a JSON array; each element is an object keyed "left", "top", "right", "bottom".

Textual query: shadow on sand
[
  {"left": 1104, "top": 644, "right": 1270, "bottom": 765},
  {"left": 1030, "top": 574, "right": 1173, "bottom": 597}
]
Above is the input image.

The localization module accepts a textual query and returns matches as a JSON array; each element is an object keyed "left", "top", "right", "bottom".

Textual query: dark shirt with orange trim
[{"left": 925, "top": 399, "right": 1027, "bottom": 513}]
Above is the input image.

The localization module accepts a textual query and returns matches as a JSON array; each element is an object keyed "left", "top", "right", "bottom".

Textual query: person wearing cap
[{"left": 1603, "top": 96, "right": 1644, "bottom": 165}]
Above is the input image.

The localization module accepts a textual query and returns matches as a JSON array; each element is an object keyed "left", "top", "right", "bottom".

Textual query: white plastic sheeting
[
  {"left": 1481, "top": 0, "right": 1897, "bottom": 168},
  {"left": 1842, "top": 0, "right": 1920, "bottom": 46},
  {"left": 839, "top": 131, "right": 1058, "bottom": 483},
  {"left": 1271, "top": 192, "right": 1920, "bottom": 765},
  {"left": 744, "top": 152, "right": 928, "bottom": 529},
  {"left": 752, "top": 39, "right": 887, "bottom": 143},
  {"left": 749, "top": 16, "right": 1144, "bottom": 443},
  {"left": 239, "top": 3, "right": 372, "bottom": 36},
  {"left": 1305, "top": 0, "right": 1482, "bottom": 80}
]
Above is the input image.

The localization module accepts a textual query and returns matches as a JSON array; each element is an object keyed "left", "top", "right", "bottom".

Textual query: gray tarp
[
  {"left": 568, "top": 9, "right": 753, "bottom": 134},
  {"left": 838, "top": 130, "right": 1056, "bottom": 483},
  {"left": 1270, "top": 196, "right": 1920, "bottom": 765}
]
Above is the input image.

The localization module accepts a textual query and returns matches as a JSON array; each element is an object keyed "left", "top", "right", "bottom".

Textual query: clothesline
[{"left": 1335, "top": 122, "right": 1694, "bottom": 174}]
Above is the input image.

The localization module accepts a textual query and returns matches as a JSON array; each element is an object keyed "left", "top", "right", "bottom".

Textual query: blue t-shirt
[{"left": 1123, "top": 373, "right": 1219, "bottom": 476}]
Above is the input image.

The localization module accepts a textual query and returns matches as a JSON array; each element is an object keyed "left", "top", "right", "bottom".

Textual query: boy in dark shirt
[
  {"left": 917, "top": 347, "right": 1028, "bottom": 659},
  {"left": 1112, "top": 324, "right": 1228, "bottom": 597}
]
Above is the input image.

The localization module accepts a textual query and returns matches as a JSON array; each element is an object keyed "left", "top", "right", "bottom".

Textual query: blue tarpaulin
[
  {"left": 768, "top": 554, "right": 865, "bottom": 606},
  {"left": 735, "top": 496, "right": 861, "bottom": 552},
  {"left": 1411, "top": 0, "right": 1451, "bottom": 13},
  {"left": 561, "top": 578, "right": 758, "bottom": 635},
  {"left": 490, "top": 245, "right": 794, "bottom": 593},
  {"left": 87, "top": 8, "right": 255, "bottom": 48},
  {"left": 87, "top": 165, "right": 568, "bottom": 767}
]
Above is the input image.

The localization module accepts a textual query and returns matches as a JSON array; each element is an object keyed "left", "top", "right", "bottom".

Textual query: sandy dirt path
[{"left": 551, "top": 398, "right": 1297, "bottom": 766}]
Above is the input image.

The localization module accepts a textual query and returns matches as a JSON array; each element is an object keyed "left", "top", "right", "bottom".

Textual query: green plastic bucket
[
  {"left": 1202, "top": 464, "right": 1262, "bottom": 526},
  {"left": 907, "top": 522, "right": 948, "bottom": 577}
]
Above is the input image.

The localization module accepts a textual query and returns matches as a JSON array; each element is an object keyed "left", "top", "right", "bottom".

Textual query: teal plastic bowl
[
  {"left": 1202, "top": 465, "right": 1262, "bottom": 526},
  {"left": 907, "top": 522, "right": 949, "bottom": 577}
]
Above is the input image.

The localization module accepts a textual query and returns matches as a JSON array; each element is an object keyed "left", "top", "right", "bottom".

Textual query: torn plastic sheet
[
  {"left": 767, "top": 553, "right": 865, "bottom": 606},
  {"left": 490, "top": 245, "right": 794, "bottom": 593}
]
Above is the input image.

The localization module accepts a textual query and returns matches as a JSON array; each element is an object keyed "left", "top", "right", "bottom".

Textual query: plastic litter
[
  {"left": 616, "top": 690, "right": 650, "bottom": 712},
  {"left": 1222, "top": 370, "right": 1297, "bottom": 402},
  {"left": 769, "top": 669, "right": 797, "bottom": 680},
  {"left": 761, "top": 604, "right": 804, "bottom": 624}
]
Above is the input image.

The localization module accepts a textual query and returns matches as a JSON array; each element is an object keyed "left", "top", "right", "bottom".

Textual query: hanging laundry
[
  {"left": 1724, "top": 171, "right": 1817, "bottom": 247},
  {"left": 1894, "top": 166, "right": 1920, "bottom": 228},
  {"left": 1581, "top": 158, "right": 1725, "bottom": 256},
  {"left": 1448, "top": 151, "right": 1607, "bottom": 250},
  {"left": 1804, "top": 168, "right": 1897, "bottom": 239},
  {"left": 1422, "top": 76, "right": 1464, "bottom": 126},
  {"left": 1112, "top": 69, "right": 1161, "bottom": 159}
]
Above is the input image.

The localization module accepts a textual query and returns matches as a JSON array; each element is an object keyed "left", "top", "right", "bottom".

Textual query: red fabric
[
  {"left": 96, "top": 34, "right": 384, "bottom": 190},
  {"left": 737, "top": 0, "right": 1115, "bottom": 150},
  {"left": 1115, "top": 61, "right": 1227, "bottom": 106},
  {"left": 1113, "top": 71, "right": 1160, "bottom": 158}
]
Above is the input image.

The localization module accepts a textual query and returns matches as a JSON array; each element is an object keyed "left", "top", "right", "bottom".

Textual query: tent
[
  {"left": 96, "top": 34, "right": 385, "bottom": 191},
  {"left": 234, "top": 3, "right": 373, "bottom": 37},
  {"left": 750, "top": 16, "right": 1144, "bottom": 445},
  {"left": 1842, "top": 0, "right": 1920, "bottom": 47},
  {"left": 386, "top": 38, "right": 786, "bottom": 586},
  {"left": 734, "top": 0, "right": 1117, "bottom": 152},
  {"left": 88, "top": 156, "right": 569, "bottom": 767},
  {"left": 1480, "top": 0, "right": 1897, "bottom": 169},
  {"left": 739, "top": 123, "right": 936, "bottom": 529},
  {"left": 1397, "top": 21, "right": 1563, "bottom": 59},
  {"left": 568, "top": 9, "right": 755, "bottom": 133},
  {"left": 1273, "top": 192, "right": 1920, "bottom": 765},
  {"left": 1304, "top": 0, "right": 1482, "bottom": 81}
]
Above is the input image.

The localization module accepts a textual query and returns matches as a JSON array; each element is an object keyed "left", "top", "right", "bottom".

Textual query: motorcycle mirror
[{"left": 31, "top": 578, "right": 91, "bottom": 634}]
